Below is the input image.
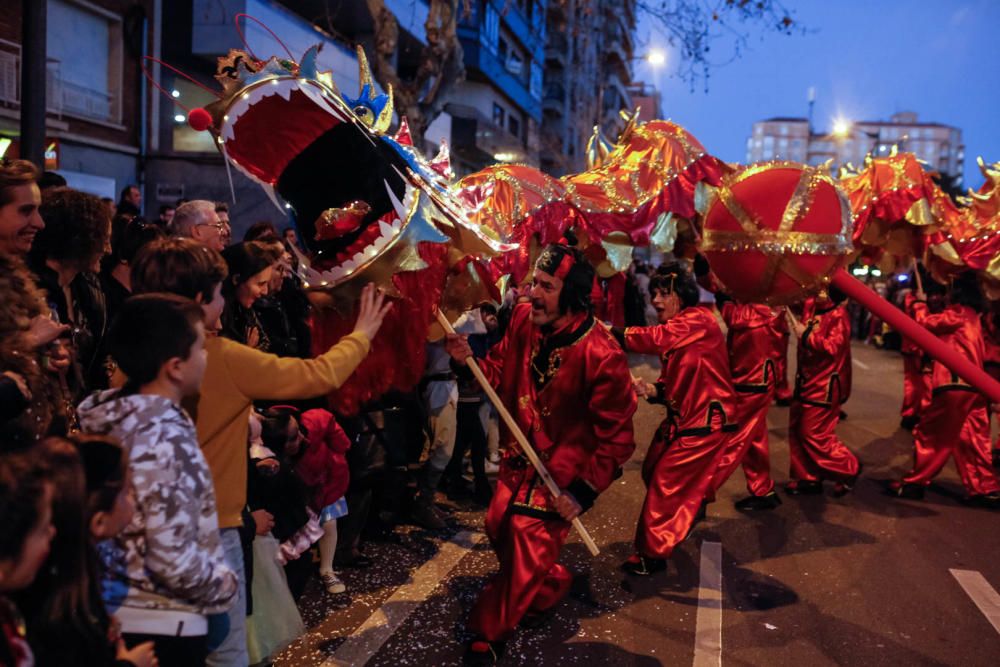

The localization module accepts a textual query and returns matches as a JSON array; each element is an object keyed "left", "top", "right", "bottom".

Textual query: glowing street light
[
  {"left": 646, "top": 49, "right": 666, "bottom": 67},
  {"left": 832, "top": 117, "right": 852, "bottom": 138}
]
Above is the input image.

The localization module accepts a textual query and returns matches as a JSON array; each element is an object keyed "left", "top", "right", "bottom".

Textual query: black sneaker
[
  {"left": 735, "top": 492, "right": 782, "bottom": 511},
  {"left": 463, "top": 639, "right": 504, "bottom": 666},
  {"left": 832, "top": 463, "right": 863, "bottom": 498},
  {"left": 620, "top": 554, "right": 667, "bottom": 576},
  {"left": 884, "top": 480, "right": 925, "bottom": 500},
  {"left": 784, "top": 480, "right": 823, "bottom": 495},
  {"left": 961, "top": 492, "right": 1000, "bottom": 509}
]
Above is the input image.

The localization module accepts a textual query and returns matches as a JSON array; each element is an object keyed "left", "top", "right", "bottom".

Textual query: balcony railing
[{"left": 0, "top": 40, "right": 118, "bottom": 123}]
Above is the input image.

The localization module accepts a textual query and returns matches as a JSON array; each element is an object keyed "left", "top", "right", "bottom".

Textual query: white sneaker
[{"left": 321, "top": 572, "right": 346, "bottom": 594}]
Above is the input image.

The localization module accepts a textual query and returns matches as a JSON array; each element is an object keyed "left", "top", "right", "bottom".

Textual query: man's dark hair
[
  {"left": 951, "top": 271, "right": 983, "bottom": 312},
  {"left": 108, "top": 294, "right": 203, "bottom": 388},
  {"left": 535, "top": 243, "right": 594, "bottom": 315},
  {"left": 131, "top": 236, "right": 228, "bottom": 304},
  {"left": 38, "top": 171, "right": 66, "bottom": 190},
  {"left": 158, "top": 204, "right": 175, "bottom": 216},
  {"left": 214, "top": 201, "right": 229, "bottom": 214},
  {"left": 650, "top": 261, "right": 700, "bottom": 309}
]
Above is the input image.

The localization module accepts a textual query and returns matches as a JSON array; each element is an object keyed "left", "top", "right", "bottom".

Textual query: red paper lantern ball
[
  {"left": 700, "top": 162, "right": 853, "bottom": 305},
  {"left": 187, "top": 107, "right": 213, "bottom": 132}
]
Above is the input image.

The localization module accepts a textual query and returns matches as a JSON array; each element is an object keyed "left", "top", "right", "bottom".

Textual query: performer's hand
[
  {"left": 353, "top": 283, "right": 393, "bottom": 341},
  {"left": 554, "top": 491, "right": 582, "bottom": 521},
  {"left": 444, "top": 333, "right": 473, "bottom": 363}
]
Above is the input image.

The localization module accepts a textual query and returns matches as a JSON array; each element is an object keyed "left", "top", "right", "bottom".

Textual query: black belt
[{"left": 677, "top": 422, "right": 739, "bottom": 438}]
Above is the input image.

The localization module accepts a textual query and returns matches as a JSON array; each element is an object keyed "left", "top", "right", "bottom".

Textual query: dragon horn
[{"left": 356, "top": 45, "right": 374, "bottom": 93}]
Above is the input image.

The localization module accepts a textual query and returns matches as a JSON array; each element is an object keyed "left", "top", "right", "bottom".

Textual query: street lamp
[
  {"left": 645, "top": 49, "right": 666, "bottom": 67},
  {"left": 832, "top": 117, "right": 851, "bottom": 138}
]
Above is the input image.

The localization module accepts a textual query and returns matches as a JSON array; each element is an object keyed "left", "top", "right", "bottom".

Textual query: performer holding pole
[
  {"left": 784, "top": 287, "right": 862, "bottom": 497},
  {"left": 612, "top": 262, "right": 737, "bottom": 576},
  {"left": 444, "top": 243, "right": 636, "bottom": 665},
  {"left": 887, "top": 274, "right": 1000, "bottom": 506}
]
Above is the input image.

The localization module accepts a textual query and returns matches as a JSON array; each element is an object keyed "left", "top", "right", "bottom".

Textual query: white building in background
[{"left": 746, "top": 111, "right": 965, "bottom": 183}]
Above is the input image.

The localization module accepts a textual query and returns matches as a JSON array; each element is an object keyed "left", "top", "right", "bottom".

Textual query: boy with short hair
[{"left": 78, "top": 294, "right": 238, "bottom": 666}]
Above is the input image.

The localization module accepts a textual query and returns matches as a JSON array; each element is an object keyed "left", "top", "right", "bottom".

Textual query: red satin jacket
[
  {"left": 795, "top": 300, "right": 852, "bottom": 406},
  {"left": 907, "top": 296, "right": 986, "bottom": 394},
  {"left": 981, "top": 312, "right": 1000, "bottom": 374},
  {"left": 477, "top": 304, "right": 637, "bottom": 505},
  {"left": 624, "top": 306, "right": 736, "bottom": 435},
  {"left": 721, "top": 302, "right": 784, "bottom": 391}
]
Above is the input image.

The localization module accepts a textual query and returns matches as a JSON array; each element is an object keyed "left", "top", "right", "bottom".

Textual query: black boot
[
  {"left": 620, "top": 553, "right": 668, "bottom": 576},
  {"left": 735, "top": 491, "right": 782, "bottom": 511},
  {"left": 961, "top": 492, "right": 1000, "bottom": 509},
  {"left": 884, "top": 480, "right": 925, "bottom": 500},
  {"left": 784, "top": 480, "right": 823, "bottom": 495}
]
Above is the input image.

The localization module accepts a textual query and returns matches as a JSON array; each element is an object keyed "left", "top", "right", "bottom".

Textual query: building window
[
  {"left": 46, "top": 0, "right": 123, "bottom": 124},
  {"left": 493, "top": 103, "right": 506, "bottom": 127},
  {"left": 484, "top": 5, "right": 500, "bottom": 54},
  {"left": 508, "top": 114, "right": 521, "bottom": 139},
  {"left": 780, "top": 124, "right": 788, "bottom": 136},
  {"left": 172, "top": 78, "right": 217, "bottom": 153},
  {"left": 498, "top": 37, "right": 509, "bottom": 63}
]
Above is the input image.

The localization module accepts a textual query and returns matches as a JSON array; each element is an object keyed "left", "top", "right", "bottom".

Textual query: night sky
[{"left": 634, "top": 0, "right": 1000, "bottom": 189}]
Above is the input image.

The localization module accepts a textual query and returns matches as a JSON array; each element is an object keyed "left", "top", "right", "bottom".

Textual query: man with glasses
[{"left": 172, "top": 200, "right": 228, "bottom": 251}]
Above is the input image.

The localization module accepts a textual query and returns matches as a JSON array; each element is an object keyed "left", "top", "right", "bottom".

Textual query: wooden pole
[
  {"left": 911, "top": 257, "right": 924, "bottom": 295},
  {"left": 435, "top": 309, "right": 600, "bottom": 556}
]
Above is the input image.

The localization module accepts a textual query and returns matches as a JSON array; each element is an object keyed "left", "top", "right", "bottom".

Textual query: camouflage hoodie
[{"left": 77, "top": 389, "right": 238, "bottom": 617}]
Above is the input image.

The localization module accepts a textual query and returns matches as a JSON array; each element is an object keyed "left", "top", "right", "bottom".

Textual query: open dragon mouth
[{"left": 218, "top": 78, "right": 414, "bottom": 281}]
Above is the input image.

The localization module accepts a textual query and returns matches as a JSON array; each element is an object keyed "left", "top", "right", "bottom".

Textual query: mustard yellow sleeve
[{"left": 220, "top": 331, "right": 371, "bottom": 400}]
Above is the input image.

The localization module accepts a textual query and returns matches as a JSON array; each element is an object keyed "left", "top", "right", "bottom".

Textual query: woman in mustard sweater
[{"left": 129, "top": 237, "right": 391, "bottom": 666}]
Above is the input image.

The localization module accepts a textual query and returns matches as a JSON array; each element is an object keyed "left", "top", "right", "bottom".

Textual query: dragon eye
[{"left": 353, "top": 105, "right": 375, "bottom": 125}]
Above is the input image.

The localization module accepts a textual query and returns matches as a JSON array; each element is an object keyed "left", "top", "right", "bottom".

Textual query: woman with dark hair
[
  {"left": 30, "top": 187, "right": 112, "bottom": 393},
  {"left": 220, "top": 241, "right": 279, "bottom": 350},
  {"left": 253, "top": 237, "right": 313, "bottom": 358},
  {"left": 102, "top": 216, "right": 165, "bottom": 325},
  {"left": 888, "top": 273, "right": 1000, "bottom": 506},
  {"left": 243, "top": 221, "right": 279, "bottom": 242},
  {"left": 18, "top": 435, "right": 156, "bottom": 667},
  {"left": 613, "top": 262, "right": 737, "bottom": 576}
]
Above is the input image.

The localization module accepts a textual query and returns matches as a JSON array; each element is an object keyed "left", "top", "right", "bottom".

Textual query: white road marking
[
  {"left": 852, "top": 358, "right": 871, "bottom": 370},
  {"left": 950, "top": 569, "right": 1000, "bottom": 635},
  {"left": 323, "top": 530, "right": 486, "bottom": 666},
  {"left": 693, "top": 541, "right": 723, "bottom": 667}
]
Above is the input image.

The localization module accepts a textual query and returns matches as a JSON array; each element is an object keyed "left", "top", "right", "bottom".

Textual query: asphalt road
[{"left": 275, "top": 341, "right": 1000, "bottom": 666}]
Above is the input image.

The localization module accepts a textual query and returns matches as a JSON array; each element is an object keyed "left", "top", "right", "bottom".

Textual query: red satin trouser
[
  {"left": 901, "top": 355, "right": 930, "bottom": 420},
  {"left": 636, "top": 422, "right": 728, "bottom": 559},
  {"left": 467, "top": 467, "right": 572, "bottom": 642},
  {"left": 708, "top": 387, "right": 775, "bottom": 498},
  {"left": 903, "top": 391, "right": 1000, "bottom": 495},
  {"left": 788, "top": 400, "right": 860, "bottom": 483}
]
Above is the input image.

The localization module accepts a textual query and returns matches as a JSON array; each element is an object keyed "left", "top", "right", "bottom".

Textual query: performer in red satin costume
[
  {"left": 786, "top": 288, "right": 861, "bottom": 496},
  {"left": 446, "top": 244, "right": 636, "bottom": 665},
  {"left": 889, "top": 277, "right": 1000, "bottom": 505},
  {"left": 615, "top": 262, "right": 736, "bottom": 575},
  {"left": 707, "top": 299, "right": 784, "bottom": 510}
]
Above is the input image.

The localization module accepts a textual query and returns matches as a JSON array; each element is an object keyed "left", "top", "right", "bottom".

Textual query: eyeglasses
[{"left": 196, "top": 222, "right": 227, "bottom": 232}]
